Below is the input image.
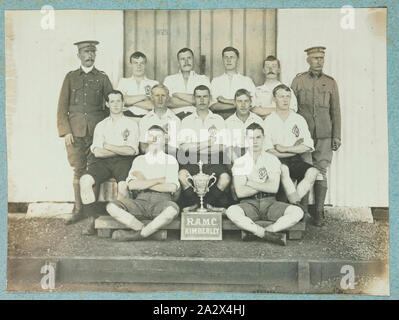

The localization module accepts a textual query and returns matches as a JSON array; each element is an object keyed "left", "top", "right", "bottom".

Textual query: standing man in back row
[
  {"left": 57, "top": 40, "right": 113, "bottom": 225},
  {"left": 291, "top": 46, "right": 341, "bottom": 226},
  {"left": 210, "top": 47, "right": 256, "bottom": 120},
  {"left": 164, "top": 48, "right": 211, "bottom": 120}
]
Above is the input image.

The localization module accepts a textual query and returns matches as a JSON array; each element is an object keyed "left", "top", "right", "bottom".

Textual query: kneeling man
[
  {"left": 106, "top": 125, "right": 180, "bottom": 241},
  {"left": 226, "top": 123, "right": 304, "bottom": 245},
  {"left": 80, "top": 90, "right": 139, "bottom": 235}
]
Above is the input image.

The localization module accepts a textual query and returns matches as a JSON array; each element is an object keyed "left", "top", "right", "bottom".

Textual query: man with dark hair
[
  {"left": 252, "top": 55, "right": 297, "bottom": 119},
  {"left": 116, "top": 51, "right": 158, "bottom": 121},
  {"left": 57, "top": 40, "right": 113, "bottom": 225},
  {"left": 210, "top": 47, "right": 256, "bottom": 120},
  {"left": 226, "top": 122, "right": 304, "bottom": 246},
  {"left": 291, "top": 46, "right": 341, "bottom": 226},
  {"left": 138, "top": 84, "right": 181, "bottom": 156},
  {"left": 177, "top": 85, "right": 231, "bottom": 212},
  {"left": 225, "top": 88, "right": 264, "bottom": 159},
  {"left": 79, "top": 90, "right": 139, "bottom": 235},
  {"left": 164, "top": 47, "right": 211, "bottom": 120},
  {"left": 264, "top": 84, "right": 319, "bottom": 212},
  {"left": 106, "top": 124, "right": 180, "bottom": 242}
]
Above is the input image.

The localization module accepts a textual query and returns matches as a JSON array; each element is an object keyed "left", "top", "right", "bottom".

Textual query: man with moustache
[
  {"left": 291, "top": 47, "right": 341, "bottom": 226},
  {"left": 210, "top": 47, "right": 256, "bottom": 120},
  {"left": 252, "top": 55, "right": 297, "bottom": 119},
  {"left": 163, "top": 48, "right": 211, "bottom": 120},
  {"left": 177, "top": 85, "right": 231, "bottom": 212},
  {"left": 79, "top": 90, "right": 139, "bottom": 235},
  {"left": 116, "top": 51, "right": 159, "bottom": 121},
  {"left": 57, "top": 40, "right": 113, "bottom": 225}
]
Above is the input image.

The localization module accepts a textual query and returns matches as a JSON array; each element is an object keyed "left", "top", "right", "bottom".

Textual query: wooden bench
[{"left": 95, "top": 215, "right": 306, "bottom": 240}]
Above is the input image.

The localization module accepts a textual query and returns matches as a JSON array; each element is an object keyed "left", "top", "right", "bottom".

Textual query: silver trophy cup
[{"left": 186, "top": 161, "right": 217, "bottom": 213}]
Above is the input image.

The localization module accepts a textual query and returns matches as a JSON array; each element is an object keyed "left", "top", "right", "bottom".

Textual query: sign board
[{"left": 180, "top": 211, "right": 222, "bottom": 240}]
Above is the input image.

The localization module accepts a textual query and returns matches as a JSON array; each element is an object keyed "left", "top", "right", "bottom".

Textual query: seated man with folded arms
[
  {"left": 263, "top": 84, "right": 319, "bottom": 208},
  {"left": 117, "top": 51, "right": 158, "bottom": 122},
  {"left": 225, "top": 88, "right": 264, "bottom": 160},
  {"left": 163, "top": 48, "right": 211, "bottom": 120},
  {"left": 139, "top": 84, "right": 181, "bottom": 157},
  {"left": 226, "top": 123, "right": 304, "bottom": 246},
  {"left": 210, "top": 47, "right": 256, "bottom": 120},
  {"left": 177, "top": 85, "right": 231, "bottom": 212},
  {"left": 252, "top": 55, "right": 297, "bottom": 119},
  {"left": 79, "top": 90, "right": 139, "bottom": 235},
  {"left": 106, "top": 125, "right": 180, "bottom": 242}
]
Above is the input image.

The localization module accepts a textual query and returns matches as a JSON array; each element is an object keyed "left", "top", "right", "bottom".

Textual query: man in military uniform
[
  {"left": 57, "top": 40, "right": 113, "bottom": 225},
  {"left": 291, "top": 46, "right": 341, "bottom": 226}
]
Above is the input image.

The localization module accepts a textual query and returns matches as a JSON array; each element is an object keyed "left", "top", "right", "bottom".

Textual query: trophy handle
[
  {"left": 208, "top": 173, "right": 217, "bottom": 189},
  {"left": 187, "top": 174, "right": 195, "bottom": 190}
]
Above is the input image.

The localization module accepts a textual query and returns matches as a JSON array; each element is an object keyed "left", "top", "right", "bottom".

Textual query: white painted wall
[
  {"left": 277, "top": 8, "right": 388, "bottom": 206},
  {"left": 6, "top": 10, "right": 124, "bottom": 202}
]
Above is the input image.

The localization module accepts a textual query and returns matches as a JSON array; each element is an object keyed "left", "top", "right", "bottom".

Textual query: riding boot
[{"left": 65, "top": 182, "right": 84, "bottom": 225}]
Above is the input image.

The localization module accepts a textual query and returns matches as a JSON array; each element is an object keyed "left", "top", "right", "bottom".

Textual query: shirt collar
[
  {"left": 178, "top": 70, "right": 195, "bottom": 78},
  {"left": 80, "top": 65, "right": 95, "bottom": 74},
  {"left": 231, "top": 112, "right": 257, "bottom": 123},
  {"left": 148, "top": 108, "right": 174, "bottom": 119},
  {"left": 308, "top": 69, "right": 324, "bottom": 78},
  {"left": 193, "top": 109, "right": 216, "bottom": 120}
]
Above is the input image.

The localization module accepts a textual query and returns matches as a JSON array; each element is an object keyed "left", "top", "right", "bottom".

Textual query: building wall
[
  {"left": 6, "top": 10, "right": 124, "bottom": 202},
  {"left": 277, "top": 8, "right": 388, "bottom": 206}
]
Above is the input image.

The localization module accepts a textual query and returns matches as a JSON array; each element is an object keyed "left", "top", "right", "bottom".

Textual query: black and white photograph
[{"left": 5, "top": 7, "right": 389, "bottom": 295}]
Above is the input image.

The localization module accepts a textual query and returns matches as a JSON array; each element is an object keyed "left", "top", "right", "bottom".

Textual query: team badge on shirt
[
  {"left": 208, "top": 125, "right": 217, "bottom": 138},
  {"left": 292, "top": 124, "right": 300, "bottom": 137},
  {"left": 145, "top": 85, "right": 151, "bottom": 96},
  {"left": 122, "top": 128, "right": 130, "bottom": 141},
  {"left": 258, "top": 167, "right": 268, "bottom": 180}
]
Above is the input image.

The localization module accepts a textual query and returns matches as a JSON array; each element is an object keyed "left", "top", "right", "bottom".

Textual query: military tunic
[
  {"left": 291, "top": 70, "right": 341, "bottom": 172},
  {"left": 57, "top": 67, "right": 113, "bottom": 179}
]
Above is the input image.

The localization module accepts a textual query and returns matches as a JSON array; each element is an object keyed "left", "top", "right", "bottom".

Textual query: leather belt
[{"left": 250, "top": 192, "right": 276, "bottom": 200}]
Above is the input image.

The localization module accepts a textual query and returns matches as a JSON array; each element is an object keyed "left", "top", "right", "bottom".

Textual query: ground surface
[{"left": 8, "top": 216, "right": 389, "bottom": 261}]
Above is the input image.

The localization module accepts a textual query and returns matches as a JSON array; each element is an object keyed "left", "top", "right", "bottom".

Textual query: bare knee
[
  {"left": 281, "top": 164, "right": 290, "bottom": 177},
  {"left": 285, "top": 205, "right": 304, "bottom": 222},
  {"left": 217, "top": 172, "right": 231, "bottom": 191},
  {"left": 178, "top": 169, "right": 191, "bottom": 187},
  {"left": 226, "top": 205, "right": 244, "bottom": 222}
]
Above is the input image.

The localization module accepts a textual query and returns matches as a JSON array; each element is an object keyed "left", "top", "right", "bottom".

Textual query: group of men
[{"left": 57, "top": 40, "right": 341, "bottom": 246}]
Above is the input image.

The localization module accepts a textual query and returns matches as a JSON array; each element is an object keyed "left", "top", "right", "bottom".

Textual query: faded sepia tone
[{"left": 6, "top": 8, "right": 389, "bottom": 295}]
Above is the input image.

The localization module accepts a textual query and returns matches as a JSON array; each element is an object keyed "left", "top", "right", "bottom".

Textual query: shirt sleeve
[
  {"left": 299, "top": 117, "right": 314, "bottom": 151},
  {"left": 246, "top": 77, "right": 256, "bottom": 99},
  {"left": 163, "top": 75, "right": 175, "bottom": 95},
  {"left": 330, "top": 79, "right": 341, "bottom": 139},
  {"left": 57, "top": 73, "right": 72, "bottom": 137},
  {"left": 126, "top": 156, "right": 141, "bottom": 184},
  {"left": 268, "top": 155, "right": 282, "bottom": 175},
  {"left": 210, "top": 78, "right": 219, "bottom": 105},
  {"left": 165, "top": 156, "right": 180, "bottom": 188},
  {"left": 90, "top": 122, "right": 104, "bottom": 153},
  {"left": 125, "top": 120, "right": 140, "bottom": 154},
  {"left": 262, "top": 119, "right": 274, "bottom": 151},
  {"left": 138, "top": 118, "right": 147, "bottom": 143}
]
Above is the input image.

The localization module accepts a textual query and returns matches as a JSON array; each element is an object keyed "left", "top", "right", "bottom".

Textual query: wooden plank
[
  {"left": 169, "top": 10, "right": 189, "bottom": 75},
  {"left": 95, "top": 215, "right": 306, "bottom": 231},
  {"left": 97, "top": 229, "right": 112, "bottom": 238},
  {"left": 265, "top": 9, "right": 277, "bottom": 57},
  {"left": 212, "top": 9, "right": 232, "bottom": 78},
  {"left": 154, "top": 10, "right": 169, "bottom": 82},
  {"left": 136, "top": 10, "right": 156, "bottom": 80},
  {"left": 232, "top": 9, "right": 245, "bottom": 75},
  {"left": 123, "top": 11, "right": 137, "bottom": 78},
  {"left": 245, "top": 9, "right": 266, "bottom": 86},
  {"left": 189, "top": 10, "right": 201, "bottom": 74},
  {"left": 288, "top": 230, "right": 304, "bottom": 240},
  {"left": 298, "top": 261, "right": 310, "bottom": 291},
  {"left": 200, "top": 10, "right": 212, "bottom": 78}
]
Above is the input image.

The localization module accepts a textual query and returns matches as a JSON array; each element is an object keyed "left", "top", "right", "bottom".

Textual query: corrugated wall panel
[
  {"left": 277, "top": 8, "right": 388, "bottom": 207},
  {"left": 124, "top": 9, "right": 276, "bottom": 85}
]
